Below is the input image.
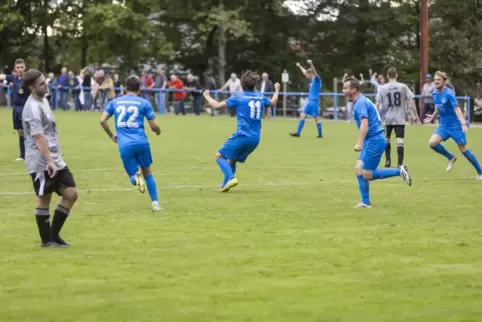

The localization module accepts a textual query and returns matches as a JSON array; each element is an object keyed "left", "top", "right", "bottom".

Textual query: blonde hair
[{"left": 435, "top": 70, "right": 448, "bottom": 81}]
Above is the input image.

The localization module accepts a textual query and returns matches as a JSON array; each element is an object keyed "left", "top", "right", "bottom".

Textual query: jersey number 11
[{"left": 249, "top": 100, "right": 262, "bottom": 120}]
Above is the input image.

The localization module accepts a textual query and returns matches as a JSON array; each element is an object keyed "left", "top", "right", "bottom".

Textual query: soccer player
[
  {"left": 424, "top": 71, "right": 482, "bottom": 179},
  {"left": 0, "top": 59, "right": 29, "bottom": 161},
  {"left": 343, "top": 77, "right": 412, "bottom": 208},
  {"left": 203, "top": 71, "right": 280, "bottom": 191},
  {"left": 100, "top": 75, "right": 163, "bottom": 211},
  {"left": 376, "top": 67, "right": 420, "bottom": 168},
  {"left": 22, "top": 69, "right": 78, "bottom": 247},
  {"left": 289, "top": 60, "right": 323, "bottom": 138}
]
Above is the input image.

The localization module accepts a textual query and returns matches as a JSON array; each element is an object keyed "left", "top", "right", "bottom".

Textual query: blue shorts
[
  {"left": 302, "top": 102, "right": 319, "bottom": 117},
  {"left": 434, "top": 126, "right": 467, "bottom": 145},
  {"left": 359, "top": 134, "right": 386, "bottom": 171},
  {"left": 219, "top": 134, "right": 259, "bottom": 163},
  {"left": 119, "top": 144, "right": 153, "bottom": 177},
  {"left": 13, "top": 105, "right": 23, "bottom": 130}
]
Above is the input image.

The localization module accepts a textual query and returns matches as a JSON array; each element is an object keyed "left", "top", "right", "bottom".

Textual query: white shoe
[
  {"left": 446, "top": 157, "right": 457, "bottom": 172},
  {"left": 399, "top": 165, "right": 412, "bottom": 186},
  {"left": 14, "top": 157, "right": 24, "bottom": 162},
  {"left": 354, "top": 202, "right": 372, "bottom": 208},
  {"left": 152, "top": 201, "right": 162, "bottom": 211},
  {"left": 476, "top": 174, "right": 482, "bottom": 180}
]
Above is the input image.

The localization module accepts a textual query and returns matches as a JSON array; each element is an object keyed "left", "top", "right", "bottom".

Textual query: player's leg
[
  {"left": 395, "top": 125, "right": 405, "bottom": 167},
  {"left": 53, "top": 168, "right": 78, "bottom": 247},
  {"left": 314, "top": 115, "right": 323, "bottom": 138},
  {"left": 290, "top": 106, "right": 309, "bottom": 137},
  {"left": 384, "top": 126, "right": 393, "bottom": 167},
  {"left": 228, "top": 159, "right": 237, "bottom": 176},
  {"left": 217, "top": 136, "right": 238, "bottom": 190},
  {"left": 13, "top": 107, "right": 25, "bottom": 161},
  {"left": 453, "top": 133, "right": 482, "bottom": 178},
  {"left": 429, "top": 129, "right": 456, "bottom": 171},
  {"left": 137, "top": 145, "right": 161, "bottom": 210},
  {"left": 30, "top": 171, "right": 54, "bottom": 246},
  {"left": 120, "top": 146, "right": 146, "bottom": 192},
  {"left": 355, "top": 159, "right": 371, "bottom": 207}
]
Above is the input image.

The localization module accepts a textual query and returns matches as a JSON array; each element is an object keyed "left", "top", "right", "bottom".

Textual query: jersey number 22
[
  {"left": 249, "top": 100, "right": 262, "bottom": 120},
  {"left": 116, "top": 106, "right": 139, "bottom": 128}
]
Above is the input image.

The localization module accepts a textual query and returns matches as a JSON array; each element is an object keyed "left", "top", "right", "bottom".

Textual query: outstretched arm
[
  {"left": 307, "top": 60, "right": 317, "bottom": 76},
  {"left": 203, "top": 90, "right": 227, "bottom": 109},
  {"left": 270, "top": 82, "right": 281, "bottom": 106},
  {"left": 296, "top": 62, "right": 307, "bottom": 75}
]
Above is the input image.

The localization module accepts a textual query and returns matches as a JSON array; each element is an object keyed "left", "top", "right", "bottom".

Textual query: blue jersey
[
  {"left": 6, "top": 75, "right": 29, "bottom": 107},
  {"left": 353, "top": 94, "right": 384, "bottom": 139},
  {"left": 105, "top": 94, "right": 156, "bottom": 149},
  {"left": 433, "top": 87, "right": 460, "bottom": 127},
  {"left": 308, "top": 75, "right": 322, "bottom": 103},
  {"left": 225, "top": 91, "right": 271, "bottom": 138}
]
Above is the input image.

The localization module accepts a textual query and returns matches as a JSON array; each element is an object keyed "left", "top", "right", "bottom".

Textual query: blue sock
[
  {"left": 217, "top": 158, "right": 234, "bottom": 186},
  {"left": 230, "top": 162, "right": 236, "bottom": 175},
  {"left": 432, "top": 144, "right": 454, "bottom": 160},
  {"left": 296, "top": 119, "right": 305, "bottom": 134},
  {"left": 144, "top": 174, "right": 159, "bottom": 202},
  {"left": 129, "top": 175, "right": 136, "bottom": 185},
  {"left": 463, "top": 150, "right": 482, "bottom": 174},
  {"left": 356, "top": 175, "right": 370, "bottom": 205},
  {"left": 372, "top": 168, "right": 401, "bottom": 180},
  {"left": 316, "top": 122, "right": 322, "bottom": 137}
]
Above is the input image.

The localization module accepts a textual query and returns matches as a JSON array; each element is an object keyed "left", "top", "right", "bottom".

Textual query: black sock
[
  {"left": 35, "top": 208, "right": 51, "bottom": 243},
  {"left": 19, "top": 136, "right": 25, "bottom": 159},
  {"left": 385, "top": 142, "right": 391, "bottom": 163},
  {"left": 397, "top": 144, "right": 404, "bottom": 166},
  {"left": 51, "top": 205, "right": 70, "bottom": 239}
]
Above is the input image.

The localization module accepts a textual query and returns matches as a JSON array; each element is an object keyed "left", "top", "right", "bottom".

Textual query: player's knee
[
  {"left": 141, "top": 167, "right": 152, "bottom": 177},
  {"left": 215, "top": 152, "right": 223, "bottom": 160},
  {"left": 63, "top": 188, "right": 78, "bottom": 203},
  {"left": 362, "top": 170, "right": 373, "bottom": 181},
  {"left": 354, "top": 161, "right": 363, "bottom": 176},
  {"left": 458, "top": 144, "right": 468, "bottom": 153},
  {"left": 300, "top": 113, "right": 306, "bottom": 119},
  {"left": 428, "top": 137, "right": 438, "bottom": 148},
  {"left": 396, "top": 138, "right": 404, "bottom": 146}
]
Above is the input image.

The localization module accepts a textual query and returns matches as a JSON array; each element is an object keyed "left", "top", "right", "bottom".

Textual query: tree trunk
[{"left": 217, "top": 0, "right": 226, "bottom": 87}]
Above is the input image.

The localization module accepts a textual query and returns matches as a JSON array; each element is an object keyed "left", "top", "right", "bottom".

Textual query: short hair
[
  {"left": 23, "top": 69, "right": 43, "bottom": 88},
  {"left": 344, "top": 77, "right": 360, "bottom": 91},
  {"left": 14, "top": 58, "right": 25, "bottom": 65},
  {"left": 125, "top": 75, "right": 140, "bottom": 92},
  {"left": 306, "top": 68, "right": 314, "bottom": 74},
  {"left": 387, "top": 67, "right": 398, "bottom": 79},
  {"left": 435, "top": 70, "right": 448, "bottom": 80},
  {"left": 241, "top": 70, "right": 260, "bottom": 91}
]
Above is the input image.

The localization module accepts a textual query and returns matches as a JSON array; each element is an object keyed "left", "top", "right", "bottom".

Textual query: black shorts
[
  {"left": 12, "top": 106, "right": 23, "bottom": 130},
  {"left": 385, "top": 125, "right": 405, "bottom": 138},
  {"left": 30, "top": 167, "right": 76, "bottom": 197}
]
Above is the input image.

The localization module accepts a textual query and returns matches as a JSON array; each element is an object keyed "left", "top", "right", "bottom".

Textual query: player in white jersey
[
  {"left": 376, "top": 68, "right": 420, "bottom": 168},
  {"left": 22, "top": 69, "right": 79, "bottom": 248}
]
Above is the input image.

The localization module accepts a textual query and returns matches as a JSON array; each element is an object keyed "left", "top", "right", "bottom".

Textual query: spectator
[
  {"left": 370, "top": 72, "right": 388, "bottom": 92},
  {"left": 422, "top": 73, "right": 436, "bottom": 123},
  {"left": 82, "top": 68, "right": 92, "bottom": 111},
  {"left": 169, "top": 74, "right": 186, "bottom": 115},
  {"left": 204, "top": 72, "right": 218, "bottom": 116},
  {"left": 259, "top": 72, "right": 275, "bottom": 118},
  {"left": 185, "top": 73, "right": 203, "bottom": 116},
  {"left": 93, "top": 69, "right": 105, "bottom": 110},
  {"left": 46, "top": 72, "right": 56, "bottom": 108},
  {"left": 154, "top": 68, "right": 167, "bottom": 114},
  {"left": 58, "top": 67, "right": 69, "bottom": 110},
  {"left": 68, "top": 70, "right": 81, "bottom": 111},
  {"left": 140, "top": 70, "right": 153, "bottom": 101},
  {"left": 220, "top": 73, "right": 243, "bottom": 116},
  {"left": 113, "top": 73, "right": 123, "bottom": 97},
  {"left": 103, "top": 73, "right": 116, "bottom": 104}
]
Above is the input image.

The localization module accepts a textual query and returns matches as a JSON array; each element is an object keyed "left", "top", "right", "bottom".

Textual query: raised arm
[
  {"left": 296, "top": 62, "right": 307, "bottom": 75},
  {"left": 306, "top": 60, "right": 317, "bottom": 76},
  {"left": 270, "top": 82, "right": 281, "bottom": 106},
  {"left": 203, "top": 90, "right": 227, "bottom": 109}
]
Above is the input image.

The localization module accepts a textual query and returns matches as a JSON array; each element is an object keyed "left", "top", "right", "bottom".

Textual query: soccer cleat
[
  {"left": 52, "top": 237, "right": 70, "bottom": 248},
  {"left": 399, "top": 165, "right": 412, "bottom": 186},
  {"left": 136, "top": 170, "right": 146, "bottom": 193},
  {"left": 41, "top": 241, "right": 53, "bottom": 248},
  {"left": 355, "top": 202, "right": 372, "bottom": 208},
  {"left": 385, "top": 160, "right": 391, "bottom": 167},
  {"left": 446, "top": 157, "right": 457, "bottom": 172},
  {"left": 289, "top": 133, "right": 300, "bottom": 137},
  {"left": 14, "top": 157, "right": 24, "bottom": 162},
  {"left": 316, "top": 135, "right": 323, "bottom": 138},
  {"left": 476, "top": 174, "right": 482, "bottom": 180},
  {"left": 220, "top": 177, "right": 238, "bottom": 192},
  {"left": 152, "top": 201, "right": 162, "bottom": 211}
]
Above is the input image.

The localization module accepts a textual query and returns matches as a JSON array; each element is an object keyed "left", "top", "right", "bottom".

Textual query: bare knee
[
  {"left": 215, "top": 152, "right": 223, "bottom": 160},
  {"left": 396, "top": 137, "right": 404, "bottom": 145},
  {"left": 362, "top": 170, "right": 373, "bottom": 181},
  {"left": 300, "top": 113, "right": 307, "bottom": 120},
  {"left": 141, "top": 167, "right": 152, "bottom": 177},
  {"left": 458, "top": 144, "right": 468, "bottom": 153},
  {"left": 354, "top": 160, "right": 363, "bottom": 176},
  {"left": 428, "top": 136, "right": 440, "bottom": 148},
  {"left": 62, "top": 187, "right": 79, "bottom": 204}
]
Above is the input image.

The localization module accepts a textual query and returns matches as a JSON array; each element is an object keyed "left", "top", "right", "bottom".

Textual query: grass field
[{"left": 1, "top": 108, "right": 482, "bottom": 322}]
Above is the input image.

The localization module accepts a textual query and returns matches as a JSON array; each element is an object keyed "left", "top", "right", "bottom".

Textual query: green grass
[{"left": 1, "top": 108, "right": 482, "bottom": 322}]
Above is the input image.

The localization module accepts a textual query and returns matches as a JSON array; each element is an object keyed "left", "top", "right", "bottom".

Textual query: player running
[
  {"left": 289, "top": 60, "right": 323, "bottom": 138},
  {"left": 203, "top": 71, "right": 280, "bottom": 191},
  {"left": 100, "top": 75, "right": 163, "bottom": 211},
  {"left": 0, "top": 59, "right": 29, "bottom": 161},
  {"left": 376, "top": 68, "right": 420, "bottom": 168},
  {"left": 343, "top": 77, "right": 412, "bottom": 208},
  {"left": 424, "top": 71, "right": 482, "bottom": 179}
]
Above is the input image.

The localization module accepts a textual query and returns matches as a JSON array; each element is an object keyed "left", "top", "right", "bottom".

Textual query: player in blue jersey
[
  {"left": 0, "top": 58, "right": 29, "bottom": 161},
  {"left": 100, "top": 76, "right": 163, "bottom": 211},
  {"left": 343, "top": 77, "right": 412, "bottom": 208},
  {"left": 290, "top": 60, "right": 323, "bottom": 138},
  {"left": 203, "top": 71, "right": 280, "bottom": 191},
  {"left": 424, "top": 71, "right": 482, "bottom": 179}
]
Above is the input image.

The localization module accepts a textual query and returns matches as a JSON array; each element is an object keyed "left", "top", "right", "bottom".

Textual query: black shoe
[
  {"left": 41, "top": 241, "right": 53, "bottom": 248},
  {"left": 290, "top": 133, "right": 300, "bottom": 137},
  {"left": 52, "top": 236, "right": 70, "bottom": 248},
  {"left": 317, "top": 135, "right": 323, "bottom": 138},
  {"left": 385, "top": 160, "right": 391, "bottom": 167}
]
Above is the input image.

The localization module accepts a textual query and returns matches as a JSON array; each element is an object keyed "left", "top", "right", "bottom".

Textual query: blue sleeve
[
  {"left": 105, "top": 101, "right": 115, "bottom": 116},
  {"left": 262, "top": 96, "right": 271, "bottom": 107},
  {"left": 225, "top": 96, "right": 238, "bottom": 108},
  {"left": 355, "top": 101, "right": 368, "bottom": 119},
  {"left": 5, "top": 75, "right": 14, "bottom": 83},
  {"left": 144, "top": 102, "right": 156, "bottom": 120},
  {"left": 448, "top": 92, "right": 458, "bottom": 108}
]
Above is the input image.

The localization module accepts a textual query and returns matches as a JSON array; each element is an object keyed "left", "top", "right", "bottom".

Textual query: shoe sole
[{"left": 221, "top": 179, "right": 238, "bottom": 192}]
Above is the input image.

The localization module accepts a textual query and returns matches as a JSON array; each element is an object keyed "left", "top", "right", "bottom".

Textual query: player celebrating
[
  {"left": 343, "top": 77, "right": 412, "bottom": 208},
  {"left": 424, "top": 71, "right": 482, "bottom": 179},
  {"left": 203, "top": 71, "right": 280, "bottom": 191},
  {"left": 22, "top": 70, "right": 79, "bottom": 247},
  {"left": 376, "top": 67, "right": 420, "bottom": 168},
  {"left": 0, "top": 59, "right": 29, "bottom": 161},
  {"left": 100, "top": 76, "right": 163, "bottom": 211},
  {"left": 289, "top": 60, "right": 323, "bottom": 138}
]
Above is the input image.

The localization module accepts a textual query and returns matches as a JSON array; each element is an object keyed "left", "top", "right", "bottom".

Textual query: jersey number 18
[
  {"left": 116, "top": 105, "right": 140, "bottom": 128},
  {"left": 387, "top": 92, "right": 402, "bottom": 108}
]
